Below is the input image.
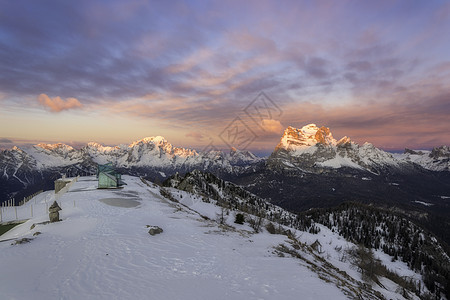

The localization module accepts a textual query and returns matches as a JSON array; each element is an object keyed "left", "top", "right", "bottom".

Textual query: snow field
[{"left": 0, "top": 176, "right": 348, "bottom": 300}]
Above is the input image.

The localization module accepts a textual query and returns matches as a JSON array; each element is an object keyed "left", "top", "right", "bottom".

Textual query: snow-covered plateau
[{"left": 0, "top": 176, "right": 430, "bottom": 300}]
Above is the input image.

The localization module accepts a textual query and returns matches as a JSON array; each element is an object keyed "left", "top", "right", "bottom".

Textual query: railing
[
  {"left": 18, "top": 190, "right": 43, "bottom": 206},
  {"left": 0, "top": 176, "right": 79, "bottom": 223}
]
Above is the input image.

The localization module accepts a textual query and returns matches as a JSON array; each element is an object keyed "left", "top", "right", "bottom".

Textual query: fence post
[{"left": 15, "top": 206, "right": 17, "bottom": 220}]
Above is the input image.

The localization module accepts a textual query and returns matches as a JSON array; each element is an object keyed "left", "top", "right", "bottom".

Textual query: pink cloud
[
  {"left": 38, "top": 94, "right": 83, "bottom": 112},
  {"left": 261, "top": 119, "right": 284, "bottom": 134}
]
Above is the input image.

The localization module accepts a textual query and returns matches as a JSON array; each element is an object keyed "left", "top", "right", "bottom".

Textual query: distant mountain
[
  {"left": 394, "top": 146, "right": 450, "bottom": 172},
  {"left": 268, "top": 124, "right": 402, "bottom": 173},
  {"left": 1, "top": 137, "right": 261, "bottom": 172},
  {"left": 230, "top": 124, "right": 450, "bottom": 250}
]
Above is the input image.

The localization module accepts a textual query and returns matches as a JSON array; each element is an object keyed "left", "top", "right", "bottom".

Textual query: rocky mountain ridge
[
  {"left": 393, "top": 145, "right": 450, "bottom": 172},
  {"left": 270, "top": 124, "right": 402, "bottom": 173},
  {"left": 1, "top": 136, "right": 262, "bottom": 172},
  {"left": 2, "top": 125, "right": 448, "bottom": 178}
]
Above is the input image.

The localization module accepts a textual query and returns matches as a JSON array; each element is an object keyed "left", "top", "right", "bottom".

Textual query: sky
[{"left": 1, "top": 0, "right": 449, "bottom": 154}]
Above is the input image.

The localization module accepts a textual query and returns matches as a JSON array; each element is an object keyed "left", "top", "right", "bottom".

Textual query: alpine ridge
[
  {"left": 0, "top": 137, "right": 263, "bottom": 204},
  {"left": 270, "top": 124, "right": 400, "bottom": 173},
  {"left": 1, "top": 137, "right": 262, "bottom": 173},
  {"left": 393, "top": 146, "right": 450, "bottom": 172}
]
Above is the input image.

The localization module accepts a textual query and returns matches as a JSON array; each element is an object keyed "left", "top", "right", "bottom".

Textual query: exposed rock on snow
[
  {"left": 11, "top": 237, "right": 33, "bottom": 245},
  {"left": 147, "top": 225, "right": 163, "bottom": 236}
]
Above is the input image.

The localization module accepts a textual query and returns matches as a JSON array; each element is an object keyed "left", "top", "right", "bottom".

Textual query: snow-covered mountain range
[
  {"left": 1, "top": 124, "right": 448, "bottom": 205},
  {"left": 1, "top": 136, "right": 261, "bottom": 172},
  {"left": 1, "top": 124, "right": 448, "bottom": 178},
  {"left": 269, "top": 124, "right": 449, "bottom": 172}
]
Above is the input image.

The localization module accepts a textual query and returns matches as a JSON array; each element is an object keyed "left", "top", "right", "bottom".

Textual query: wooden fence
[{"left": 0, "top": 176, "right": 79, "bottom": 223}]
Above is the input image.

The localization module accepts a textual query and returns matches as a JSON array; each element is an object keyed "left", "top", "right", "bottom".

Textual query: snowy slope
[
  {"left": 0, "top": 176, "right": 428, "bottom": 300},
  {"left": 0, "top": 176, "right": 347, "bottom": 300}
]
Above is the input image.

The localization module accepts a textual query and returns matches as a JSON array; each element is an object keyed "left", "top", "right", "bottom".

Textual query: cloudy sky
[{"left": 1, "top": 0, "right": 449, "bottom": 153}]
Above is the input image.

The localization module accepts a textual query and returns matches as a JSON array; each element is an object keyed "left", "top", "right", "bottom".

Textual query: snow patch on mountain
[{"left": 316, "top": 154, "right": 364, "bottom": 169}]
